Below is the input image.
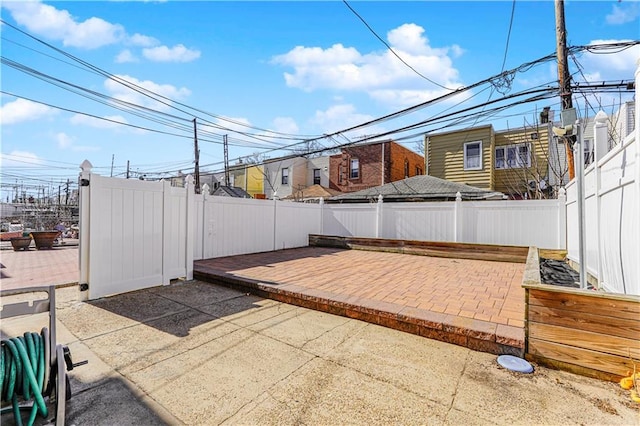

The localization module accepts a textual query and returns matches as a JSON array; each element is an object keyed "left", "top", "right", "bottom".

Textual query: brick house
[{"left": 329, "top": 140, "right": 425, "bottom": 193}]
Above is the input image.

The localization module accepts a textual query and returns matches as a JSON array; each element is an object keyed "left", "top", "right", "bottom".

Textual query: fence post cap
[
  {"left": 594, "top": 110, "right": 608, "bottom": 123},
  {"left": 80, "top": 160, "right": 93, "bottom": 172},
  {"left": 202, "top": 183, "right": 210, "bottom": 194},
  {"left": 558, "top": 187, "right": 566, "bottom": 197},
  {"left": 455, "top": 191, "right": 462, "bottom": 201}
]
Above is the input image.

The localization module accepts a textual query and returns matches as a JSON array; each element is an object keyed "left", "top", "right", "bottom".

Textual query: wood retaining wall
[{"left": 523, "top": 247, "right": 640, "bottom": 381}]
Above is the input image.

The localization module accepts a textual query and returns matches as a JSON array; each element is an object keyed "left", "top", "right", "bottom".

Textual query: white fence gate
[{"left": 79, "top": 163, "right": 193, "bottom": 300}]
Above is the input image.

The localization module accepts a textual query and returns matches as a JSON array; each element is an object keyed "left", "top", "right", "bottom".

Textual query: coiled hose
[{"left": 1, "top": 330, "right": 49, "bottom": 426}]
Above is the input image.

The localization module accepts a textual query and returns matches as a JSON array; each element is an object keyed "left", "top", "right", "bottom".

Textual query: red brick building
[{"left": 329, "top": 141, "right": 425, "bottom": 193}]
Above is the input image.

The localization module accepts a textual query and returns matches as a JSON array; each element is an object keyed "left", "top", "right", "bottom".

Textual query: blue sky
[{"left": 1, "top": 0, "right": 638, "bottom": 201}]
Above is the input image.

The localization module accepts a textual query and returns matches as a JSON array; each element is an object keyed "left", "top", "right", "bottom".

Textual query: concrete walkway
[
  {"left": 195, "top": 247, "right": 526, "bottom": 355},
  {"left": 1, "top": 283, "right": 637, "bottom": 425}
]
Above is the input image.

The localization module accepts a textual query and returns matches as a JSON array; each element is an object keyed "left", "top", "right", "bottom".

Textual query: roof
[
  {"left": 212, "top": 186, "right": 252, "bottom": 198},
  {"left": 328, "top": 175, "right": 504, "bottom": 203},
  {"left": 282, "top": 184, "right": 341, "bottom": 201}
]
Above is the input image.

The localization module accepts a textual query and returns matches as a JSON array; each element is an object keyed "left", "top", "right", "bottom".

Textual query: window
[
  {"left": 350, "top": 158, "right": 360, "bottom": 179},
  {"left": 339, "top": 165, "right": 345, "bottom": 184},
  {"left": 495, "top": 143, "right": 531, "bottom": 169},
  {"left": 464, "top": 141, "right": 482, "bottom": 170},
  {"left": 584, "top": 139, "right": 594, "bottom": 167},
  {"left": 416, "top": 166, "right": 423, "bottom": 175},
  {"left": 313, "top": 168, "right": 321, "bottom": 185},
  {"left": 281, "top": 168, "right": 289, "bottom": 185},
  {"left": 404, "top": 160, "right": 409, "bottom": 178}
]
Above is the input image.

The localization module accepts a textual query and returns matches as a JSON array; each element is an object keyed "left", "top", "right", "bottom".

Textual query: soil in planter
[{"left": 539, "top": 258, "right": 581, "bottom": 288}]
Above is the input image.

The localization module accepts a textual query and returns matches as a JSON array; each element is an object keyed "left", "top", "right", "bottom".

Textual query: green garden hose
[{"left": 1, "top": 330, "right": 48, "bottom": 426}]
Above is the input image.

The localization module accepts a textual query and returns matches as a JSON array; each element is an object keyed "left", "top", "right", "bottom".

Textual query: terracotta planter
[
  {"left": 30, "top": 231, "right": 60, "bottom": 250},
  {"left": 10, "top": 236, "right": 32, "bottom": 251}
]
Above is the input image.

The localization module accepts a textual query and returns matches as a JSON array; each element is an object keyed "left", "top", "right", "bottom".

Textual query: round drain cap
[{"left": 497, "top": 355, "right": 534, "bottom": 373}]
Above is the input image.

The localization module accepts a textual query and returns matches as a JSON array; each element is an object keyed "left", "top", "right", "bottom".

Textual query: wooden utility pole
[
  {"left": 126, "top": 160, "right": 130, "bottom": 179},
  {"left": 555, "top": 0, "right": 575, "bottom": 180},
  {"left": 223, "top": 134, "right": 230, "bottom": 187},
  {"left": 110, "top": 154, "right": 115, "bottom": 177},
  {"left": 193, "top": 118, "right": 201, "bottom": 194}
]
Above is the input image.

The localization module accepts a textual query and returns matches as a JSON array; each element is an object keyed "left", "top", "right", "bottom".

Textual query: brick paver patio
[{"left": 194, "top": 246, "right": 526, "bottom": 355}]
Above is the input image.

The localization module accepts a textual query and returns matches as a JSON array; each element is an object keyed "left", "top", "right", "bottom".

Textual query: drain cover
[{"left": 497, "top": 355, "right": 534, "bottom": 373}]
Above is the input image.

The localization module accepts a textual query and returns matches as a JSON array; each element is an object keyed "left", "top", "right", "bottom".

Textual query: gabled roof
[
  {"left": 328, "top": 175, "right": 504, "bottom": 203},
  {"left": 212, "top": 186, "right": 252, "bottom": 198}
]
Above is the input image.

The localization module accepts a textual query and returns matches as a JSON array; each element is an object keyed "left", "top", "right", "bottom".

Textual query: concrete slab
[{"left": 2, "top": 281, "right": 638, "bottom": 426}]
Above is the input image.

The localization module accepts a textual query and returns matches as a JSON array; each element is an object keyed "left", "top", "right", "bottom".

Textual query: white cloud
[
  {"left": 104, "top": 75, "right": 191, "bottom": 111},
  {"left": 271, "top": 117, "right": 299, "bottom": 135},
  {"left": 70, "top": 114, "right": 128, "bottom": 129},
  {"left": 310, "top": 104, "right": 375, "bottom": 134},
  {"left": 580, "top": 39, "right": 640, "bottom": 81},
  {"left": 272, "top": 23, "right": 463, "bottom": 106},
  {"left": 55, "top": 132, "right": 101, "bottom": 152},
  {"left": 0, "top": 151, "right": 43, "bottom": 168},
  {"left": 115, "top": 49, "right": 138, "bottom": 63},
  {"left": 0, "top": 98, "right": 57, "bottom": 125},
  {"left": 142, "top": 44, "right": 201, "bottom": 62},
  {"left": 56, "top": 132, "right": 73, "bottom": 149},
  {"left": 2, "top": 0, "right": 124, "bottom": 49},
  {"left": 605, "top": 4, "right": 640, "bottom": 25},
  {"left": 128, "top": 33, "right": 159, "bottom": 47}
]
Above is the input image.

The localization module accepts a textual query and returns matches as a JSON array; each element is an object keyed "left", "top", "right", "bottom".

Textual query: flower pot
[
  {"left": 10, "top": 236, "right": 32, "bottom": 251},
  {"left": 30, "top": 231, "right": 60, "bottom": 250}
]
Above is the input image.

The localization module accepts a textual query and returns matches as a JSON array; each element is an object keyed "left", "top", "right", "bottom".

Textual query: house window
[
  {"left": 416, "top": 166, "right": 423, "bottom": 175},
  {"left": 350, "top": 158, "right": 360, "bottom": 179},
  {"left": 404, "top": 160, "right": 409, "bottom": 178},
  {"left": 584, "top": 139, "right": 594, "bottom": 166},
  {"left": 495, "top": 143, "right": 531, "bottom": 169},
  {"left": 313, "top": 168, "right": 321, "bottom": 185},
  {"left": 464, "top": 141, "right": 482, "bottom": 170},
  {"left": 339, "top": 165, "right": 344, "bottom": 184},
  {"left": 281, "top": 168, "right": 289, "bottom": 185}
]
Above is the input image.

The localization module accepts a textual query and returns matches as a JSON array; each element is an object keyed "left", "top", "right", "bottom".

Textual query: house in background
[
  {"left": 329, "top": 140, "right": 424, "bottom": 193},
  {"left": 262, "top": 156, "right": 308, "bottom": 199},
  {"left": 329, "top": 174, "right": 504, "bottom": 203},
  {"left": 209, "top": 163, "right": 264, "bottom": 198},
  {"left": 425, "top": 123, "right": 559, "bottom": 199}
]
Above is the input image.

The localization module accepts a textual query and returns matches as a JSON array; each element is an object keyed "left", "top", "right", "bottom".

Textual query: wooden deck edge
[
  {"left": 525, "top": 353, "right": 626, "bottom": 382},
  {"left": 193, "top": 268, "right": 524, "bottom": 357},
  {"left": 309, "top": 234, "right": 530, "bottom": 263}
]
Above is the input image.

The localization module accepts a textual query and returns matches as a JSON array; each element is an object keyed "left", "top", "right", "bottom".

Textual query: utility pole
[
  {"left": 223, "top": 134, "right": 230, "bottom": 187},
  {"left": 126, "top": 160, "right": 130, "bottom": 179},
  {"left": 65, "top": 179, "right": 70, "bottom": 206},
  {"left": 555, "top": 0, "right": 576, "bottom": 180},
  {"left": 193, "top": 118, "right": 201, "bottom": 194},
  {"left": 110, "top": 154, "right": 115, "bottom": 177}
]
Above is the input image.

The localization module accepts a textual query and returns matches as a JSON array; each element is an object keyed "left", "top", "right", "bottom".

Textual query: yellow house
[
  {"left": 425, "top": 123, "right": 553, "bottom": 198},
  {"left": 229, "top": 164, "right": 264, "bottom": 198}
]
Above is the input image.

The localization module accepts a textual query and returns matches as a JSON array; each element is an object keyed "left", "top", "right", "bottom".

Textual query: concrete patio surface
[{"left": 1, "top": 282, "right": 638, "bottom": 425}]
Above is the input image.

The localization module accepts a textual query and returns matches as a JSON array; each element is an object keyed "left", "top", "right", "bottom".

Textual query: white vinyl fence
[
  {"left": 80, "top": 166, "right": 566, "bottom": 299},
  {"left": 566, "top": 111, "right": 639, "bottom": 296}
]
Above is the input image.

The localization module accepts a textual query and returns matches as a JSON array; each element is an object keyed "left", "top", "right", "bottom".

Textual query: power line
[{"left": 342, "top": 0, "right": 456, "bottom": 91}]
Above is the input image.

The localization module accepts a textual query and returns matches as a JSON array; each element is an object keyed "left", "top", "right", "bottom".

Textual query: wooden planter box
[{"left": 523, "top": 247, "right": 640, "bottom": 381}]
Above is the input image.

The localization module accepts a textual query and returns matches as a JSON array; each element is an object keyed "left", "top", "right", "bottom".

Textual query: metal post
[{"left": 574, "top": 120, "right": 587, "bottom": 289}]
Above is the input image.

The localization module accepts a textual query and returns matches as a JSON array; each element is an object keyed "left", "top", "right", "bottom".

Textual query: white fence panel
[
  {"left": 566, "top": 123, "right": 638, "bottom": 295},
  {"left": 88, "top": 175, "right": 164, "bottom": 299},
  {"left": 202, "top": 196, "right": 275, "bottom": 258},
  {"left": 193, "top": 193, "right": 204, "bottom": 260},
  {"left": 382, "top": 202, "right": 455, "bottom": 241},
  {"left": 163, "top": 182, "right": 188, "bottom": 279},
  {"left": 462, "top": 199, "right": 562, "bottom": 248},
  {"left": 275, "top": 201, "right": 321, "bottom": 250},
  {"left": 322, "top": 204, "right": 377, "bottom": 237}
]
